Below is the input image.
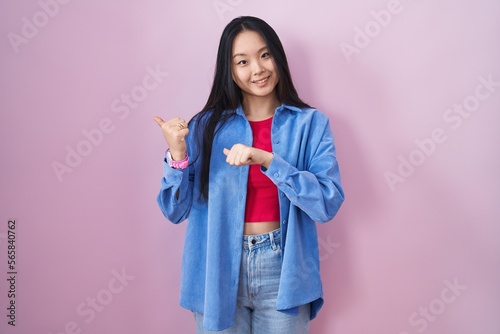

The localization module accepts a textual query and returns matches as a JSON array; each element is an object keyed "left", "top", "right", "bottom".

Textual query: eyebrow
[{"left": 232, "top": 46, "right": 268, "bottom": 58}]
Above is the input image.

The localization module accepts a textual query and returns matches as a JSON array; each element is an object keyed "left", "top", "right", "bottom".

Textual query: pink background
[{"left": 1, "top": 1, "right": 499, "bottom": 333}]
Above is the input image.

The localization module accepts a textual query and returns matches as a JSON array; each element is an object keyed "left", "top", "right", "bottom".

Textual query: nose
[{"left": 252, "top": 60, "right": 264, "bottom": 76}]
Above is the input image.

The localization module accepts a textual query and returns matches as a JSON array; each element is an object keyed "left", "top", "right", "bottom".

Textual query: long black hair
[{"left": 191, "top": 16, "right": 310, "bottom": 200}]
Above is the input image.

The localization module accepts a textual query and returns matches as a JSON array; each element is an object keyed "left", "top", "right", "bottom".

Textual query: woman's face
[{"left": 231, "top": 30, "right": 279, "bottom": 101}]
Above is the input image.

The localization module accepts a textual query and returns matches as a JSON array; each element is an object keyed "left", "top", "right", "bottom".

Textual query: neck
[{"left": 242, "top": 94, "right": 280, "bottom": 121}]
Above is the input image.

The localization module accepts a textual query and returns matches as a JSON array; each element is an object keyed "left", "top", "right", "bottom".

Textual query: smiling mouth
[{"left": 252, "top": 76, "right": 270, "bottom": 84}]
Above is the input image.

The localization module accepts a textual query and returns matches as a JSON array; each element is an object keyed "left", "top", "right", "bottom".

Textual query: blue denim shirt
[{"left": 157, "top": 103, "right": 344, "bottom": 331}]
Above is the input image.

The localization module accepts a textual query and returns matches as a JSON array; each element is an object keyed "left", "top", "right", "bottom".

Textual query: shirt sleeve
[
  {"left": 263, "top": 115, "right": 344, "bottom": 223},
  {"left": 156, "top": 117, "right": 200, "bottom": 224},
  {"left": 156, "top": 159, "right": 194, "bottom": 224}
]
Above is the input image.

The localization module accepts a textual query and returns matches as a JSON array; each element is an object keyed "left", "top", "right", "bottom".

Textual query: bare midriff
[{"left": 244, "top": 221, "right": 280, "bottom": 235}]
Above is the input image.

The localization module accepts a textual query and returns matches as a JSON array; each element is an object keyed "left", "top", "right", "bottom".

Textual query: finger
[
  {"left": 152, "top": 116, "right": 165, "bottom": 127},
  {"left": 170, "top": 117, "right": 186, "bottom": 125},
  {"left": 239, "top": 151, "right": 250, "bottom": 165},
  {"left": 234, "top": 146, "right": 244, "bottom": 165},
  {"left": 177, "top": 128, "right": 189, "bottom": 141},
  {"left": 169, "top": 121, "right": 188, "bottom": 132},
  {"left": 226, "top": 149, "right": 237, "bottom": 165},
  {"left": 223, "top": 148, "right": 230, "bottom": 156},
  {"left": 243, "top": 151, "right": 254, "bottom": 164},
  {"left": 171, "top": 117, "right": 186, "bottom": 124},
  {"left": 176, "top": 122, "right": 188, "bottom": 130},
  {"left": 163, "top": 117, "right": 185, "bottom": 127},
  {"left": 225, "top": 149, "right": 234, "bottom": 164}
]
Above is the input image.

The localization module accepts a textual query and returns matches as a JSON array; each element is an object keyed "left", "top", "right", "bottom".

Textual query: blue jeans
[{"left": 194, "top": 229, "right": 310, "bottom": 333}]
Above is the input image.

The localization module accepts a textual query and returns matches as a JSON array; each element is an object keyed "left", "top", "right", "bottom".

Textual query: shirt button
[
  {"left": 282, "top": 220, "right": 287, "bottom": 224},
  {"left": 273, "top": 139, "right": 279, "bottom": 144},
  {"left": 274, "top": 173, "right": 279, "bottom": 177}
]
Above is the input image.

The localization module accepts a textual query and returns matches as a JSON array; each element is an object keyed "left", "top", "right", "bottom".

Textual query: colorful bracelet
[{"left": 165, "top": 149, "right": 189, "bottom": 169}]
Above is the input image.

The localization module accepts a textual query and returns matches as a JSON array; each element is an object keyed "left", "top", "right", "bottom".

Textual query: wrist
[
  {"left": 170, "top": 150, "right": 187, "bottom": 161},
  {"left": 166, "top": 149, "right": 189, "bottom": 169},
  {"left": 261, "top": 152, "right": 274, "bottom": 169}
]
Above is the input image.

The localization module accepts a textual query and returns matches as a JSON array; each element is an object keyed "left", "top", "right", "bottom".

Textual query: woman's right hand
[{"left": 152, "top": 116, "right": 189, "bottom": 160}]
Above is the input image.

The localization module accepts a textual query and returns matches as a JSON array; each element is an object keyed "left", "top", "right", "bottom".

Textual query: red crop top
[{"left": 244, "top": 117, "right": 280, "bottom": 223}]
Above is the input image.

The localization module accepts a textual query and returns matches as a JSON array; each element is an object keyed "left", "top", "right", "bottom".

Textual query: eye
[
  {"left": 237, "top": 59, "right": 248, "bottom": 65},
  {"left": 261, "top": 52, "right": 270, "bottom": 59}
]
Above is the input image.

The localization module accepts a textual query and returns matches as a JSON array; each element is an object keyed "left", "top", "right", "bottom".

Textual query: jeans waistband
[{"left": 243, "top": 228, "right": 281, "bottom": 250}]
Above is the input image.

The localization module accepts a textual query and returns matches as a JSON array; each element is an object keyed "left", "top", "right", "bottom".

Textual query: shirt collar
[{"left": 234, "top": 103, "right": 302, "bottom": 117}]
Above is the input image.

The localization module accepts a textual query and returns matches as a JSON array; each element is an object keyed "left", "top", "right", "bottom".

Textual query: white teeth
[{"left": 254, "top": 77, "right": 268, "bottom": 84}]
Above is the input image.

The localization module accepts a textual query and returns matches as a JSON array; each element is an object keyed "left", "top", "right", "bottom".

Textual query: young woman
[{"left": 153, "top": 16, "right": 344, "bottom": 334}]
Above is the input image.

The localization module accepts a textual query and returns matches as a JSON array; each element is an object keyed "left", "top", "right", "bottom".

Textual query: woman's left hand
[{"left": 223, "top": 144, "right": 273, "bottom": 169}]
